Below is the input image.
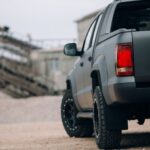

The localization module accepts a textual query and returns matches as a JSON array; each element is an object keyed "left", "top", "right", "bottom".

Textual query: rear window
[{"left": 111, "top": 1, "right": 150, "bottom": 32}]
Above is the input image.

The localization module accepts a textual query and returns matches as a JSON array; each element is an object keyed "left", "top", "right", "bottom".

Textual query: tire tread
[{"left": 93, "top": 86, "right": 121, "bottom": 149}]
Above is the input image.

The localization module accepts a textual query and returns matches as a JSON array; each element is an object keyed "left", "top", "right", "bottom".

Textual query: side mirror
[{"left": 64, "top": 43, "right": 82, "bottom": 56}]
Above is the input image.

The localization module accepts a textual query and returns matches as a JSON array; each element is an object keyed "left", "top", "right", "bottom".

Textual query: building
[
  {"left": 0, "top": 30, "right": 49, "bottom": 97},
  {"left": 76, "top": 10, "right": 100, "bottom": 47},
  {"left": 0, "top": 28, "right": 77, "bottom": 96},
  {"left": 31, "top": 47, "right": 77, "bottom": 94},
  {"left": 0, "top": 32, "right": 39, "bottom": 64}
]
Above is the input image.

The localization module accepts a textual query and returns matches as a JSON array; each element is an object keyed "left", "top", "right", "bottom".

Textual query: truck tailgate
[{"left": 133, "top": 31, "right": 150, "bottom": 83}]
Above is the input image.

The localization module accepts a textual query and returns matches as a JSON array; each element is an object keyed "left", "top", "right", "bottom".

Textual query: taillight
[{"left": 116, "top": 44, "right": 134, "bottom": 76}]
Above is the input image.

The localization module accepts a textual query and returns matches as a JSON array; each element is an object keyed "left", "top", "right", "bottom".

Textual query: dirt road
[{"left": 0, "top": 92, "right": 150, "bottom": 150}]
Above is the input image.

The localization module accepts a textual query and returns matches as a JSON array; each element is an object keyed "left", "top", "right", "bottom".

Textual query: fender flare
[
  {"left": 91, "top": 56, "right": 128, "bottom": 130},
  {"left": 91, "top": 55, "right": 109, "bottom": 104}
]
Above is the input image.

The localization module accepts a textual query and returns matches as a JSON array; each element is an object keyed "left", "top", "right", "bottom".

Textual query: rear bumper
[{"left": 106, "top": 82, "right": 150, "bottom": 105}]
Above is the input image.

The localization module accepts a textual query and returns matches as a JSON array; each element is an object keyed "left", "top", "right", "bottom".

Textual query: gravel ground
[{"left": 0, "top": 92, "right": 150, "bottom": 150}]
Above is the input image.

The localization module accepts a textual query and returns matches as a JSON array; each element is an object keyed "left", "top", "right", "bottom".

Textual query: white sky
[{"left": 0, "top": 0, "right": 113, "bottom": 40}]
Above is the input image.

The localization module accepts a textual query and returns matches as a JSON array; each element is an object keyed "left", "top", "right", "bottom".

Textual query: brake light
[{"left": 116, "top": 44, "right": 134, "bottom": 76}]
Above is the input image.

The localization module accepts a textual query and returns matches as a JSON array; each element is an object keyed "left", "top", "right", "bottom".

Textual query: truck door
[
  {"left": 79, "top": 14, "right": 103, "bottom": 109},
  {"left": 74, "top": 20, "right": 96, "bottom": 110},
  {"left": 72, "top": 57, "right": 86, "bottom": 107}
]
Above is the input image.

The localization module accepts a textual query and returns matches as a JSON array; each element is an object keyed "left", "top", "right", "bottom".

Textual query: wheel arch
[
  {"left": 66, "top": 79, "right": 72, "bottom": 90},
  {"left": 65, "top": 78, "right": 82, "bottom": 112},
  {"left": 91, "top": 55, "right": 107, "bottom": 93},
  {"left": 91, "top": 55, "right": 110, "bottom": 105},
  {"left": 91, "top": 70, "right": 102, "bottom": 93}
]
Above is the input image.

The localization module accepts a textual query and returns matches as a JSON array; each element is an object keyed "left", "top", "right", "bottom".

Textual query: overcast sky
[{"left": 0, "top": 0, "right": 112, "bottom": 40}]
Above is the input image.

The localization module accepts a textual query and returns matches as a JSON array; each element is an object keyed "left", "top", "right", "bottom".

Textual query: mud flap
[{"left": 105, "top": 106, "right": 128, "bottom": 130}]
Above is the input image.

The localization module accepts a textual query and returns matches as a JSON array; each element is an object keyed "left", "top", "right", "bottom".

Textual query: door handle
[
  {"left": 88, "top": 56, "right": 92, "bottom": 62},
  {"left": 80, "top": 62, "right": 84, "bottom": 67}
]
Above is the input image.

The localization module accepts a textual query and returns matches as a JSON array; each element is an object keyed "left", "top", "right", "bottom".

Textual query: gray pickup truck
[{"left": 61, "top": 0, "right": 150, "bottom": 149}]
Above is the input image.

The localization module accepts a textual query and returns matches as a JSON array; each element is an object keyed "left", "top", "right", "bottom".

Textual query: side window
[
  {"left": 83, "top": 20, "right": 96, "bottom": 52},
  {"left": 91, "top": 14, "right": 103, "bottom": 46}
]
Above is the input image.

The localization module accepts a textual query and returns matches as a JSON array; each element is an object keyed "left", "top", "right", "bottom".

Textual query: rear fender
[
  {"left": 92, "top": 57, "right": 128, "bottom": 130},
  {"left": 91, "top": 55, "right": 110, "bottom": 104}
]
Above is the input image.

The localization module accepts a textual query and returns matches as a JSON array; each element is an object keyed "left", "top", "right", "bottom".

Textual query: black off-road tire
[
  {"left": 61, "top": 90, "right": 93, "bottom": 137},
  {"left": 93, "top": 86, "right": 121, "bottom": 149}
]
